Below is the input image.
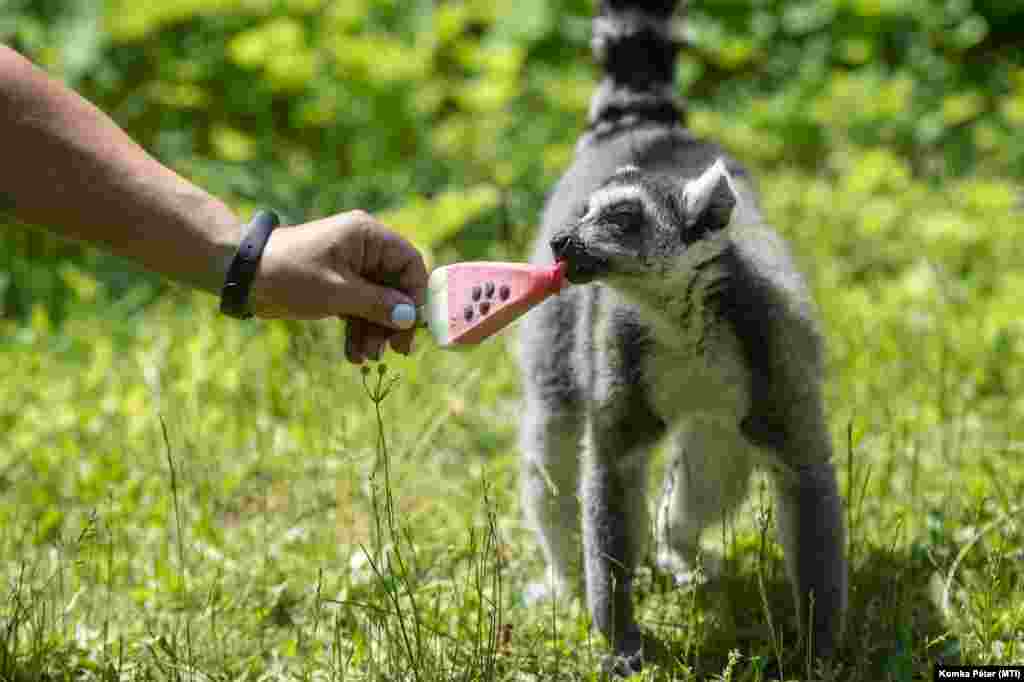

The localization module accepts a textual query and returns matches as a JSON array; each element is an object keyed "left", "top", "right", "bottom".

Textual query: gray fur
[{"left": 517, "top": 0, "right": 847, "bottom": 670}]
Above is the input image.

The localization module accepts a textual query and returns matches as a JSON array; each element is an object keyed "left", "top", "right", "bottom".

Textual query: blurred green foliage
[
  {"left": 1, "top": 0, "right": 1022, "bottom": 323},
  {"left": 1, "top": 3, "right": 1024, "bottom": 675}
]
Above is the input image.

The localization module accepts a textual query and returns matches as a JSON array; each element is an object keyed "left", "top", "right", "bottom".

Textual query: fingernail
[{"left": 390, "top": 303, "right": 416, "bottom": 329}]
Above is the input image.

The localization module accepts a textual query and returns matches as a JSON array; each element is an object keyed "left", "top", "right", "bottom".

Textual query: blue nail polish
[{"left": 391, "top": 303, "right": 416, "bottom": 327}]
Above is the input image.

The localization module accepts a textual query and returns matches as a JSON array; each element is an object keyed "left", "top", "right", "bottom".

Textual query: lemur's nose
[{"left": 550, "top": 233, "right": 572, "bottom": 259}]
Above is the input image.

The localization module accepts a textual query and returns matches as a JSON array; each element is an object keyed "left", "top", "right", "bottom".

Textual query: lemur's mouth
[
  {"left": 550, "top": 234, "right": 610, "bottom": 284},
  {"left": 562, "top": 257, "right": 609, "bottom": 284}
]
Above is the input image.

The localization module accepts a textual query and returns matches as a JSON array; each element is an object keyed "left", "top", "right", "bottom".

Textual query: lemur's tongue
[{"left": 552, "top": 259, "right": 569, "bottom": 284}]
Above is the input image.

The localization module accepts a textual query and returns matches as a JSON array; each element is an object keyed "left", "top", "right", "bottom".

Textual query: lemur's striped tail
[{"left": 588, "top": 0, "right": 682, "bottom": 135}]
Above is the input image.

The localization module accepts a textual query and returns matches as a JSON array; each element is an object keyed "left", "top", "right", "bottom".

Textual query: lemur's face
[{"left": 550, "top": 159, "right": 737, "bottom": 286}]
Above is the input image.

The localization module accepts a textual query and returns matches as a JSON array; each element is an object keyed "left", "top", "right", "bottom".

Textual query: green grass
[{"left": 1, "top": 154, "right": 1023, "bottom": 680}]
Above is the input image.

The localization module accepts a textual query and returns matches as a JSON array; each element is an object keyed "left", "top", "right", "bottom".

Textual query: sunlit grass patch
[{"left": 1, "top": 160, "right": 1023, "bottom": 679}]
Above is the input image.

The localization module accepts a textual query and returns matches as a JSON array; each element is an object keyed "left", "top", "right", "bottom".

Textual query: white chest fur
[
  {"left": 644, "top": 323, "right": 750, "bottom": 426},
  {"left": 586, "top": 281, "right": 751, "bottom": 428},
  {"left": 614, "top": 253, "right": 753, "bottom": 427}
]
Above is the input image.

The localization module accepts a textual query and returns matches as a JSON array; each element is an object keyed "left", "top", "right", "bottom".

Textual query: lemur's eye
[{"left": 606, "top": 202, "right": 644, "bottom": 230}]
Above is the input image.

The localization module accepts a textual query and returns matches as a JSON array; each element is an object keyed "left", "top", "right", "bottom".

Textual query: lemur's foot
[
  {"left": 523, "top": 581, "right": 555, "bottom": 605},
  {"left": 601, "top": 629, "right": 644, "bottom": 677},
  {"left": 523, "top": 574, "right": 573, "bottom": 605},
  {"left": 602, "top": 650, "right": 643, "bottom": 678},
  {"left": 655, "top": 547, "right": 721, "bottom": 586}
]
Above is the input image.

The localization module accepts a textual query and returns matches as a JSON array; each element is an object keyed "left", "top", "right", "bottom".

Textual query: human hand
[{"left": 249, "top": 210, "right": 428, "bottom": 363}]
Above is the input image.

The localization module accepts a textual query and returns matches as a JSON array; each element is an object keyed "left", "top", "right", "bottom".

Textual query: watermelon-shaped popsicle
[{"left": 419, "top": 261, "right": 567, "bottom": 348}]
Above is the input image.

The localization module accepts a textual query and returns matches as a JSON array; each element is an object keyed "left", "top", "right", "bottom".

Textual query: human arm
[
  {"left": 0, "top": 43, "right": 240, "bottom": 295},
  {"left": 0, "top": 44, "right": 427, "bottom": 361}
]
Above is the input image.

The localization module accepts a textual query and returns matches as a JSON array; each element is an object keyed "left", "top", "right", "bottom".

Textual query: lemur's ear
[{"left": 681, "top": 159, "right": 736, "bottom": 237}]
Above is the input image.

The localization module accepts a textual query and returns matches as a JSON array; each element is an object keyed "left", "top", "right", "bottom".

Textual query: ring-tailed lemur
[{"left": 518, "top": 0, "right": 847, "bottom": 671}]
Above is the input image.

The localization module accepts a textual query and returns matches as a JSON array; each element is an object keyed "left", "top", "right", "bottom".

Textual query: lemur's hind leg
[
  {"left": 519, "top": 298, "right": 585, "bottom": 602},
  {"left": 655, "top": 419, "right": 756, "bottom": 584}
]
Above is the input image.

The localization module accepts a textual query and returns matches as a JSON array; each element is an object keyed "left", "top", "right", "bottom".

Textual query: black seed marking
[
  {"left": 499, "top": 284, "right": 510, "bottom": 301},
  {"left": 484, "top": 281, "right": 495, "bottom": 298},
  {"left": 480, "top": 301, "right": 491, "bottom": 315},
  {"left": 464, "top": 305, "right": 474, "bottom": 321},
  {"left": 472, "top": 285, "right": 482, "bottom": 301}
]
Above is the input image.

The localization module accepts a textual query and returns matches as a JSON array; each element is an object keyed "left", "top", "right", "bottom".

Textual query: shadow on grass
[{"left": 634, "top": 543, "right": 953, "bottom": 681}]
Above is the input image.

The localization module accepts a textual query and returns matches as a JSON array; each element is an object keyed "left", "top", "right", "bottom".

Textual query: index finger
[{"left": 377, "top": 230, "right": 429, "bottom": 305}]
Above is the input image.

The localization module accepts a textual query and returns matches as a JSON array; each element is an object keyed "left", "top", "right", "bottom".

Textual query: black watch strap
[{"left": 219, "top": 209, "right": 280, "bottom": 319}]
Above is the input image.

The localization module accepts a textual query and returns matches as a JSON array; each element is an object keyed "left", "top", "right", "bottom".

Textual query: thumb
[{"left": 339, "top": 278, "right": 418, "bottom": 330}]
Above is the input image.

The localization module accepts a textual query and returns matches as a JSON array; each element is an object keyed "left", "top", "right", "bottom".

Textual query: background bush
[{"left": 1, "top": 0, "right": 1022, "bottom": 323}]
